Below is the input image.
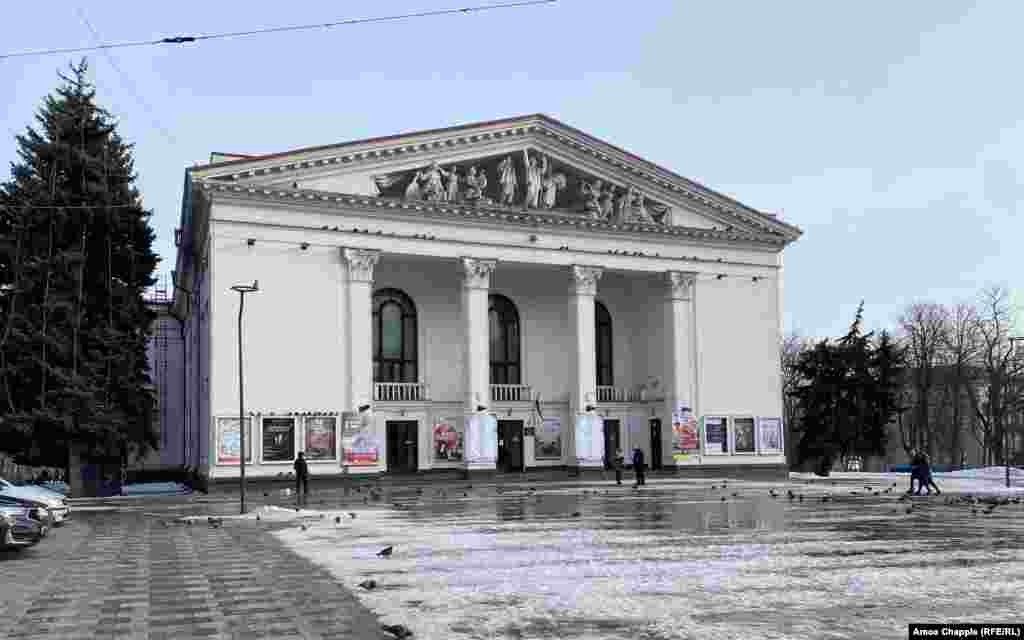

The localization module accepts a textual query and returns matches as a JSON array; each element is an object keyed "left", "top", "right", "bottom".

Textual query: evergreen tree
[
  {"left": 790, "top": 303, "right": 906, "bottom": 473},
  {"left": 0, "top": 60, "right": 159, "bottom": 470}
]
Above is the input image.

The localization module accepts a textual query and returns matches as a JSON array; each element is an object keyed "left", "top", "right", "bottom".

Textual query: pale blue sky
[{"left": 2, "top": 1, "right": 1020, "bottom": 339}]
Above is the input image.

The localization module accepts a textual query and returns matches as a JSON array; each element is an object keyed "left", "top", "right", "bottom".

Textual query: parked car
[
  {"left": 0, "top": 502, "right": 47, "bottom": 549},
  {"left": 0, "top": 477, "right": 69, "bottom": 525},
  {"left": 0, "top": 495, "right": 53, "bottom": 534}
]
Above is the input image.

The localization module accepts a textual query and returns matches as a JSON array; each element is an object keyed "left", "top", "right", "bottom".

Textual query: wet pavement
[{"left": 274, "top": 477, "right": 1024, "bottom": 640}]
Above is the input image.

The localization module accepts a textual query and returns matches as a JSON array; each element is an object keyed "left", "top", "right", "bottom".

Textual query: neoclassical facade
[{"left": 171, "top": 114, "right": 801, "bottom": 481}]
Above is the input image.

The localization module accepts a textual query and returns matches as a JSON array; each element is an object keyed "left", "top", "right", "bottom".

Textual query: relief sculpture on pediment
[{"left": 374, "top": 150, "right": 672, "bottom": 225}]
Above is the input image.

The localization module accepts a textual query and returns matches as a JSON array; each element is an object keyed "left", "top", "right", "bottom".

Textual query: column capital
[
  {"left": 460, "top": 257, "right": 496, "bottom": 290},
  {"left": 570, "top": 265, "right": 603, "bottom": 297},
  {"left": 666, "top": 271, "right": 696, "bottom": 301},
  {"left": 342, "top": 248, "right": 381, "bottom": 283}
]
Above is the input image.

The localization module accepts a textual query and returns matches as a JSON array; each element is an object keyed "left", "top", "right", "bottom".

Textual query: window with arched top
[
  {"left": 489, "top": 294, "right": 521, "bottom": 385},
  {"left": 596, "top": 301, "right": 613, "bottom": 387},
  {"left": 373, "top": 288, "right": 417, "bottom": 383}
]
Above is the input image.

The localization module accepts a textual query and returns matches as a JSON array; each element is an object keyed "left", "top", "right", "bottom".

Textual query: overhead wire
[{"left": 0, "top": 1, "right": 557, "bottom": 60}]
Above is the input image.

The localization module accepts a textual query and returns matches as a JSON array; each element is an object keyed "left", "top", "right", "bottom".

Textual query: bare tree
[
  {"left": 781, "top": 330, "right": 814, "bottom": 468},
  {"left": 941, "top": 301, "right": 982, "bottom": 465},
  {"left": 898, "top": 302, "right": 949, "bottom": 457},
  {"left": 964, "top": 286, "right": 1024, "bottom": 470}
]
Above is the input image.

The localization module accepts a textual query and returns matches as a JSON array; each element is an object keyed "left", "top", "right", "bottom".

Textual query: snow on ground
[{"left": 269, "top": 470, "right": 1024, "bottom": 639}]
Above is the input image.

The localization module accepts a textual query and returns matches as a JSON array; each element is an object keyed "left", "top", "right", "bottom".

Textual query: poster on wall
[
  {"left": 216, "top": 417, "right": 252, "bottom": 464},
  {"left": 534, "top": 416, "right": 562, "bottom": 460},
  {"left": 261, "top": 417, "right": 296, "bottom": 462},
  {"left": 304, "top": 416, "right": 337, "bottom": 461},
  {"left": 433, "top": 418, "right": 464, "bottom": 462},
  {"left": 733, "top": 417, "right": 756, "bottom": 453},
  {"left": 574, "top": 414, "right": 604, "bottom": 464},
  {"left": 703, "top": 416, "right": 728, "bottom": 454},
  {"left": 672, "top": 405, "right": 700, "bottom": 460},
  {"left": 342, "top": 416, "right": 379, "bottom": 465},
  {"left": 757, "top": 417, "right": 783, "bottom": 453},
  {"left": 464, "top": 414, "right": 498, "bottom": 464}
]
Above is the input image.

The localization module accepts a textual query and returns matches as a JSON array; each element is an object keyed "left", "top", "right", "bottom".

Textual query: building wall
[{"left": 138, "top": 304, "right": 186, "bottom": 469}]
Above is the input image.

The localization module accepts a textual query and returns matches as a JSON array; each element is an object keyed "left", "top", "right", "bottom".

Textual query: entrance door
[
  {"left": 497, "top": 420, "right": 524, "bottom": 472},
  {"left": 386, "top": 421, "right": 418, "bottom": 473},
  {"left": 649, "top": 418, "right": 663, "bottom": 471},
  {"left": 602, "top": 419, "right": 621, "bottom": 469}
]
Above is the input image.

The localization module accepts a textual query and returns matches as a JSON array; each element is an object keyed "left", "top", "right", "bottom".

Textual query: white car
[{"left": 0, "top": 477, "right": 70, "bottom": 524}]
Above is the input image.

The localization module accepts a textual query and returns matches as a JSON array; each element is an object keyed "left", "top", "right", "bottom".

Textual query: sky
[{"left": 2, "top": 0, "right": 1021, "bottom": 340}]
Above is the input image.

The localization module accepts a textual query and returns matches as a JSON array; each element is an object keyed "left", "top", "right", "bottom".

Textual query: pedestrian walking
[
  {"left": 614, "top": 448, "right": 624, "bottom": 485},
  {"left": 632, "top": 448, "right": 646, "bottom": 486},
  {"left": 906, "top": 449, "right": 922, "bottom": 495},
  {"left": 293, "top": 452, "right": 310, "bottom": 505},
  {"left": 919, "top": 451, "right": 941, "bottom": 495}
]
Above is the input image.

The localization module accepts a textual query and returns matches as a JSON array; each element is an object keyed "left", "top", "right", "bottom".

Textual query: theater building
[{"left": 170, "top": 114, "right": 801, "bottom": 482}]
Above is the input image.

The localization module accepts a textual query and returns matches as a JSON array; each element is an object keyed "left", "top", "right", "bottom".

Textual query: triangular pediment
[{"left": 190, "top": 115, "right": 801, "bottom": 241}]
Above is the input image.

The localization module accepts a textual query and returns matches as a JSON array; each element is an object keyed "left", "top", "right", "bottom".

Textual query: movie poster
[
  {"left": 733, "top": 417, "right": 756, "bottom": 453},
  {"left": 464, "top": 414, "right": 497, "bottom": 464},
  {"left": 433, "top": 418, "right": 464, "bottom": 462},
  {"left": 672, "top": 405, "right": 700, "bottom": 460},
  {"left": 574, "top": 414, "right": 604, "bottom": 464},
  {"left": 757, "top": 417, "right": 783, "bottom": 453},
  {"left": 216, "top": 417, "right": 252, "bottom": 464},
  {"left": 304, "top": 416, "right": 337, "bottom": 461},
  {"left": 534, "top": 416, "right": 562, "bottom": 460},
  {"left": 703, "top": 416, "right": 728, "bottom": 454},
  {"left": 261, "top": 417, "right": 296, "bottom": 462},
  {"left": 342, "top": 416, "right": 378, "bottom": 465}
]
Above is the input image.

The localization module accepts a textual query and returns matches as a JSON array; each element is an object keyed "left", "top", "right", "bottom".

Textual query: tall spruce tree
[
  {"left": 0, "top": 60, "right": 159, "bottom": 472},
  {"left": 789, "top": 303, "right": 906, "bottom": 473}
]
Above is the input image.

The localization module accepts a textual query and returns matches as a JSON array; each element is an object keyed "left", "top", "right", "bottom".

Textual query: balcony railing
[
  {"left": 491, "top": 384, "right": 532, "bottom": 403},
  {"left": 374, "top": 382, "right": 429, "bottom": 402},
  {"left": 596, "top": 386, "right": 644, "bottom": 403}
]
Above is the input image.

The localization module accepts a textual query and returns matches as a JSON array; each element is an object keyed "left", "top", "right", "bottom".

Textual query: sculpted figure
[
  {"left": 540, "top": 156, "right": 566, "bottom": 209},
  {"left": 404, "top": 171, "right": 422, "bottom": 200},
  {"left": 420, "top": 162, "right": 446, "bottom": 201},
  {"left": 523, "top": 150, "right": 543, "bottom": 209},
  {"left": 498, "top": 156, "right": 517, "bottom": 205},
  {"left": 463, "top": 165, "right": 487, "bottom": 203},
  {"left": 630, "top": 187, "right": 654, "bottom": 223},
  {"left": 443, "top": 166, "right": 460, "bottom": 202},
  {"left": 580, "top": 179, "right": 603, "bottom": 219},
  {"left": 599, "top": 182, "right": 616, "bottom": 220},
  {"left": 615, "top": 186, "right": 632, "bottom": 223}
]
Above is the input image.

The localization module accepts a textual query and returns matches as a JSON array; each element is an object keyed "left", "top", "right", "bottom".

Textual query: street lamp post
[
  {"left": 1008, "top": 337, "right": 1023, "bottom": 489},
  {"left": 231, "top": 280, "right": 259, "bottom": 514}
]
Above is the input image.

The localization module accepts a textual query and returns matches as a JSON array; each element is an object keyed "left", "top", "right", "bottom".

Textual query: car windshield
[{"left": 0, "top": 478, "right": 13, "bottom": 488}]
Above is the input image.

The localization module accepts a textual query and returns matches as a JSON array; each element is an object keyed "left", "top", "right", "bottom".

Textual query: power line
[{"left": 0, "top": 1, "right": 557, "bottom": 60}]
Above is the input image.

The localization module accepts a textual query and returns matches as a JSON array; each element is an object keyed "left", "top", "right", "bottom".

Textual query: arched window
[
  {"left": 489, "top": 294, "right": 520, "bottom": 385},
  {"left": 595, "top": 301, "right": 613, "bottom": 387},
  {"left": 373, "top": 288, "right": 417, "bottom": 383}
]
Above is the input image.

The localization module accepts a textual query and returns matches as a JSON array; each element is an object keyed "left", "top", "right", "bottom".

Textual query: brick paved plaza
[{"left": 1, "top": 502, "right": 387, "bottom": 640}]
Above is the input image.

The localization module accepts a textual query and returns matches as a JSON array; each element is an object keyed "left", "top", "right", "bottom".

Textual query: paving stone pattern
[{"left": 1, "top": 511, "right": 388, "bottom": 640}]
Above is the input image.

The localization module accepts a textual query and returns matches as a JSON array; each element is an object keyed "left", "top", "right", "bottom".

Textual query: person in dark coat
[
  {"left": 906, "top": 450, "right": 922, "bottom": 495},
  {"left": 918, "top": 451, "right": 941, "bottom": 495},
  {"left": 293, "top": 452, "right": 310, "bottom": 505},
  {"left": 632, "top": 448, "right": 646, "bottom": 486},
  {"left": 613, "top": 448, "right": 624, "bottom": 485}
]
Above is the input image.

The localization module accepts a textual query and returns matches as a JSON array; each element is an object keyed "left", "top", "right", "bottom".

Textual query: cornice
[
  {"left": 196, "top": 181, "right": 789, "bottom": 248},
  {"left": 192, "top": 115, "right": 801, "bottom": 243}
]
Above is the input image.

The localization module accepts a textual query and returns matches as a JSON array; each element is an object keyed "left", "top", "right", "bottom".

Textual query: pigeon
[
  {"left": 787, "top": 490, "right": 795, "bottom": 500},
  {"left": 905, "top": 507, "right": 913, "bottom": 515},
  {"left": 349, "top": 512, "right": 357, "bottom": 519},
  {"left": 463, "top": 492, "right": 468, "bottom": 498},
  {"left": 256, "top": 514, "right": 261, "bottom": 521},
  {"left": 263, "top": 492, "right": 269, "bottom": 497},
  {"left": 359, "top": 579, "right": 377, "bottom": 590},
  {"left": 720, "top": 496, "right": 726, "bottom": 502},
  {"left": 571, "top": 511, "right": 581, "bottom": 518},
  {"left": 731, "top": 492, "right": 739, "bottom": 498},
  {"left": 798, "top": 495, "right": 804, "bottom": 502},
  {"left": 295, "top": 507, "right": 301, "bottom": 513},
  {"left": 769, "top": 489, "right": 778, "bottom": 498},
  {"left": 382, "top": 624, "right": 413, "bottom": 638},
  {"left": 364, "top": 497, "right": 369, "bottom": 504},
  {"left": 300, "top": 525, "right": 308, "bottom": 531},
  {"left": 335, "top": 516, "right": 343, "bottom": 524},
  {"left": 377, "top": 546, "right": 394, "bottom": 558}
]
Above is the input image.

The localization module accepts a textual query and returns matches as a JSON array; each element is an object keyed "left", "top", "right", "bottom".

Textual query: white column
[
  {"left": 664, "top": 271, "right": 697, "bottom": 467},
  {"left": 461, "top": 257, "right": 497, "bottom": 472},
  {"left": 342, "top": 248, "right": 380, "bottom": 411},
  {"left": 570, "top": 265, "right": 603, "bottom": 467}
]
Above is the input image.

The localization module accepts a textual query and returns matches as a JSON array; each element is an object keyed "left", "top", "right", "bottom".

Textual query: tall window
[
  {"left": 596, "top": 301, "right": 613, "bottom": 386},
  {"left": 489, "top": 294, "right": 520, "bottom": 385},
  {"left": 373, "top": 288, "right": 417, "bottom": 383}
]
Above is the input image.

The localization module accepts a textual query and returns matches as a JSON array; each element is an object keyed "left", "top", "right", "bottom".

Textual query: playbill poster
[
  {"left": 733, "top": 417, "right": 756, "bottom": 453},
  {"left": 671, "top": 404, "right": 699, "bottom": 460},
  {"left": 261, "top": 417, "right": 296, "bottom": 462},
  {"left": 342, "top": 417, "right": 378, "bottom": 465},
  {"left": 703, "top": 416, "right": 728, "bottom": 454},
  {"left": 574, "top": 414, "right": 604, "bottom": 464},
  {"left": 464, "top": 414, "right": 497, "bottom": 464},
  {"left": 217, "top": 417, "right": 252, "bottom": 464},
  {"left": 534, "top": 416, "right": 562, "bottom": 460},
  {"left": 433, "top": 417, "right": 464, "bottom": 462},
  {"left": 304, "top": 416, "right": 337, "bottom": 461},
  {"left": 757, "top": 417, "right": 783, "bottom": 453}
]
